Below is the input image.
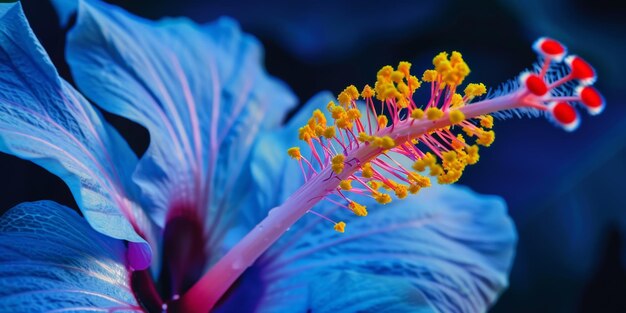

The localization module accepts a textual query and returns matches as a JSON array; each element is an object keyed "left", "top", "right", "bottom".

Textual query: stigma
[{"left": 288, "top": 37, "right": 603, "bottom": 232}]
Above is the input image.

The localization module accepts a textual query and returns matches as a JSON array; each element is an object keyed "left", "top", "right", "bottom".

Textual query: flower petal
[
  {"left": 0, "top": 2, "right": 151, "bottom": 247},
  {"left": 0, "top": 201, "right": 138, "bottom": 311},
  {"left": 281, "top": 185, "right": 514, "bottom": 312},
  {"left": 232, "top": 94, "right": 517, "bottom": 312},
  {"left": 63, "top": 0, "right": 297, "bottom": 243}
]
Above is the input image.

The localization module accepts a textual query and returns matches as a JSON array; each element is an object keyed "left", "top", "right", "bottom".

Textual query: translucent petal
[
  {"left": 63, "top": 1, "right": 297, "bottom": 255},
  {"left": 0, "top": 201, "right": 138, "bottom": 312},
  {"left": 0, "top": 2, "right": 151, "bottom": 247}
]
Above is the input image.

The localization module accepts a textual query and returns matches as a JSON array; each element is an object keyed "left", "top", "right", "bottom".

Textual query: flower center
[{"left": 131, "top": 207, "right": 209, "bottom": 312}]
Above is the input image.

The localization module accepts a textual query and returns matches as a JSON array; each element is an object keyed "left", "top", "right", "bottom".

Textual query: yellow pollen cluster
[
  {"left": 348, "top": 201, "right": 368, "bottom": 216},
  {"left": 331, "top": 154, "right": 346, "bottom": 174},
  {"left": 334, "top": 221, "right": 346, "bottom": 233},
  {"left": 298, "top": 109, "right": 332, "bottom": 142},
  {"left": 476, "top": 130, "right": 495, "bottom": 147},
  {"left": 337, "top": 85, "right": 360, "bottom": 106},
  {"left": 451, "top": 93, "right": 464, "bottom": 108},
  {"left": 373, "top": 192, "right": 392, "bottom": 204},
  {"left": 449, "top": 109, "right": 465, "bottom": 124},
  {"left": 480, "top": 115, "right": 494, "bottom": 128},
  {"left": 373, "top": 62, "right": 421, "bottom": 106},
  {"left": 464, "top": 83, "right": 487, "bottom": 98},
  {"left": 370, "top": 136, "right": 395, "bottom": 149},
  {"left": 362, "top": 84, "right": 375, "bottom": 98},
  {"left": 410, "top": 144, "right": 482, "bottom": 184},
  {"left": 287, "top": 50, "right": 498, "bottom": 234},
  {"left": 433, "top": 51, "right": 470, "bottom": 86},
  {"left": 411, "top": 108, "right": 424, "bottom": 119},
  {"left": 287, "top": 147, "right": 301, "bottom": 160},
  {"left": 361, "top": 162, "right": 374, "bottom": 178},
  {"left": 339, "top": 179, "right": 353, "bottom": 190},
  {"left": 426, "top": 107, "right": 444, "bottom": 120}
]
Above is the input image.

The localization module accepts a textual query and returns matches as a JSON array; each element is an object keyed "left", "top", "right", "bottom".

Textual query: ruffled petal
[
  {"left": 227, "top": 93, "right": 516, "bottom": 312},
  {"left": 0, "top": 201, "right": 138, "bottom": 311},
  {"left": 0, "top": 2, "right": 151, "bottom": 249},
  {"left": 63, "top": 1, "right": 297, "bottom": 247}
]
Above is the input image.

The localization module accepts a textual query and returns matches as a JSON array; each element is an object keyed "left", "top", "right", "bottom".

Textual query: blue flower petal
[
  {"left": 0, "top": 2, "right": 151, "bottom": 248},
  {"left": 0, "top": 201, "right": 138, "bottom": 311},
  {"left": 63, "top": 1, "right": 297, "bottom": 244},
  {"left": 267, "top": 185, "right": 515, "bottom": 312},
  {"left": 309, "top": 271, "right": 435, "bottom": 313},
  {"left": 233, "top": 94, "right": 516, "bottom": 312}
]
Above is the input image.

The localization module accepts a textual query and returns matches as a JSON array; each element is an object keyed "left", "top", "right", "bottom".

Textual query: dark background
[{"left": 6, "top": 0, "right": 626, "bottom": 312}]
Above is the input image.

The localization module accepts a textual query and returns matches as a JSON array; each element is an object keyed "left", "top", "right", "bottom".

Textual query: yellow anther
[
  {"left": 412, "top": 152, "right": 436, "bottom": 172},
  {"left": 338, "top": 91, "right": 352, "bottom": 106},
  {"left": 358, "top": 132, "right": 372, "bottom": 143},
  {"left": 433, "top": 52, "right": 449, "bottom": 69},
  {"left": 391, "top": 70, "right": 404, "bottom": 83},
  {"left": 422, "top": 69, "right": 438, "bottom": 82},
  {"left": 449, "top": 109, "right": 465, "bottom": 124},
  {"left": 464, "top": 83, "right": 487, "bottom": 98},
  {"left": 408, "top": 183, "right": 421, "bottom": 194},
  {"left": 312, "top": 109, "right": 327, "bottom": 124},
  {"left": 408, "top": 75, "right": 421, "bottom": 92},
  {"left": 466, "top": 145, "right": 480, "bottom": 164},
  {"left": 416, "top": 175, "right": 431, "bottom": 187},
  {"left": 398, "top": 61, "right": 412, "bottom": 76},
  {"left": 334, "top": 221, "right": 346, "bottom": 233},
  {"left": 314, "top": 125, "right": 325, "bottom": 137},
  {"left": 377, "top": 115, "right": 389, "bottom": 127},
  {"left": 462, "top": 126, "right": 477, "bottom": 137},
  {"left": 451, "top": 93, "right": 464, "bottom": 108},
  {"left": 347, "top": 108, "right": 361, "bottom": 120},
  {"left": 339, "top": 179, "right": 353, "bottom": 191},
  {"left": 450, "top": 51, "right": 464, "bottom": 66},
  {"left": 331, "top": 154, "right": 346, "bottom": 174},
  {"left": 362, "top": 84, "right": 375, "bottom": 98},
  {"left": 349, "top": 201, "right": 368, "bottom": 217},
  {"left": 480, "top": 115, "right": 494, "bottom": 129},
  {"left": 396, "top": 82, "right": 409, "bottom": 95},
  {"left": 442, "top": 150, "right": 458, "bottom": 163},
  {"left": 345, "top": 85, "right": 360, "bottom": 100},
  {"left": 426, "top": 107, "right": 444, "bottom": 120},
  {"left": 287, "top": 147, "right": 302, "bottom": 160},
  {"left": 381, "top": 136, "right": 396, "bottom": 149},
  {"left": 394, "top": 185, "right": 408, "bottom": 199},
  {"left": 298, "top": 125, "right": 314, "bottom": 141},
  {"left": 361, "top": 163, "right": 374, "bottom": 178},
  {"left": 328, "top": 104, "right": 345, "bottom": 119},
  {"left": 429, "top": 164, "right": 443, "bottom": 176},
  {"left": 476, "top": 130, "right": 495, "bottom": 147},
  {"left": 377, "top": 65, "right": 394, "bottom": 81},
  {"left": 396, "top": 97, "right": 409, "bottom": 109},
  {"left": 371, "top": 136, "right": 383, "bottom": 148},
  {"left": 411, "top": 108, "right": 424, "bottom": 119},
  {"left": 336, "top": 117, "right": 353, "bottom": 130},
  {"left": 368, "top": 180, "right": 381, "bottom": 190},
  {"left": 373, "top": 192, "right": 392, "bottom": 204},
  {"left": 382, "top": 83, "right": 400, "bottom": 99},
  {"left": 323, "top": 126, "right": 336, "bottom": 139}
]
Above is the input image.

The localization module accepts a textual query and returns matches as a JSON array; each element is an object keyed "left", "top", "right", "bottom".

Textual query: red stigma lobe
[{"left": 523, "top": 73, "right": 548, "bottom": 96}]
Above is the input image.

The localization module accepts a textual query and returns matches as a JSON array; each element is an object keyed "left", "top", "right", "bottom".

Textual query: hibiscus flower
[{"left": 0, "top": 1, "right": 603, "bottom": 312}]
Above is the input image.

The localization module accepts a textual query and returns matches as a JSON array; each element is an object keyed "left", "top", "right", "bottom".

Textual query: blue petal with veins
[
  {"left": 0, "top": 1, "right": 152, "bottom": 251},
  {"left": 0, "top": 201, "right": 138, "bottom": 312}
]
